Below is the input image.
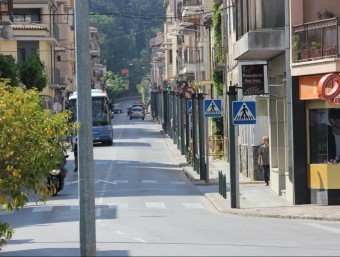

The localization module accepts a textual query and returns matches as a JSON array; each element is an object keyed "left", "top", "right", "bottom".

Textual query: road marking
[
  {"left": 32, "top": 206, "right": 53, "bottom": 212},
  {"left": 113, "top": 180, "right": 129, "bottom": 183},
  {"left": 95, "top": 161, "right": 109, "bottom": 165},
  {"left": 171, "top": 181, "right": 186, "bottom": 185},
  {"left": 108, "top": 203, "right": 128, "bottom": 209},
  {"left": 98, "top": 198, "right": 104, "bottom": 204},
  {"left": 117, "top": 161, "right": 129, "bottom": 165},
  {"left": 142, "top": 180, "right": 157, "bottom": 183},
  {"left": 116, "top": 230, "right": 126, "bottom": 235},
  {"left": 304, "top": 223, "right": 340, "bottom": 234},
  {"left": 182, "top": 203, "right": 204, "bottom": 208},
  {"left": 134, "top": 237, "right": 147, "bottom": 243},
  {"left": 145, "top": 202, "right": 166, "bottom": 208}
]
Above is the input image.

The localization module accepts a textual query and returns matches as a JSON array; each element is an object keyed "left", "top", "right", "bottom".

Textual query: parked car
[
  {"left": 129, "top": 106, "right": 145, "bottom": 120},
  {"left": 112, "top": 103, "right": 123, "bottom": 113}
]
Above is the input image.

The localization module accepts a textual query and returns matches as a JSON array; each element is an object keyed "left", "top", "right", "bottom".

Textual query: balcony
[
  {"left": 292, "top": 17, "right": 340, "bottom": 63},
  {"left": 183, "top": 0, "right": 202, "bottom": 6}
]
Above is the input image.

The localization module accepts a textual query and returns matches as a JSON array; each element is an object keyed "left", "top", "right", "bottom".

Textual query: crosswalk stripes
[{"left": 1, "top": 202, "right": 206, "bottom": 215}]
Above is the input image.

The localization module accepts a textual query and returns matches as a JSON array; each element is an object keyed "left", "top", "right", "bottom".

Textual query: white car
[{"left": 129, "top": 106, "right": 145, "bottom": 120}]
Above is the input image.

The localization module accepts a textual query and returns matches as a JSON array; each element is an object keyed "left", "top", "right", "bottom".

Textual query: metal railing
[{"left": 292, "top": 17, "right": 340, "bottom": 62}]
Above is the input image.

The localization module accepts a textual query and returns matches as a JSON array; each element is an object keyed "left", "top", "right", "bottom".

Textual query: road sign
[
  {"left": 233, "top": 101, "right": 256, "bottom": 125},
  {"left": 183, "top": 86, "right": 196, "bottom": 100},
  {"left": 187, "top": 100, "right": 192, "bottom": 115},
  {"left": 204, "top": 99, "right": 222, "bottom": 117}
]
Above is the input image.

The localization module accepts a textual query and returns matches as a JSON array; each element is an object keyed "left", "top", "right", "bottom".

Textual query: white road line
[
  {"left": 117, "top": 161, "right": 129, "bottom": 165},
  {"left": 32, "top": 206, "right": 53, "bottom": 212},
  {"left": 142, "top": 180, "right": 157, "bottom": 183},
  {"left": 113, "top": 180, "right": 129, "bottom": 183},
  {"left": 171, "top": 181, "right": 186, "bottom": 185},
  {"left": 145, "top": 202, "right": 166, "bottom": 208},
  {"left": 98, "top": 198, "right": 104, "bottom": 204},
  {"left": 182, "top": 203, "right": 204, "bottom": 208},
  {"left": 108, "top": 203, "right": 128, "bottom": 209},
  {"left": 304, "top": 223, "right": 340, "bottom": 234},
  {"left": 134, "top": 237, "right": 147, "bottom": 243}
]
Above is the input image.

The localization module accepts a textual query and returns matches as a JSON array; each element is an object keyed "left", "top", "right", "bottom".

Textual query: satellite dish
[{"left": 1, "top": 25, "right": 13, "bottom": 40}]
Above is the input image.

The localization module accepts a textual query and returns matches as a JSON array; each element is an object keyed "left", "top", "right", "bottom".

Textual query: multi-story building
[
  {"left": 0, "top": 0, "right": 106, "bottom": 111},
  {"left": 290, "top": 0, "right": 340, "bottom": 205},
  {"left": 0, "top": 0, "right": 75, "bottom": 110}
]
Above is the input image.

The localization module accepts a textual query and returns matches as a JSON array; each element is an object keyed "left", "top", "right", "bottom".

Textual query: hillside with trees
[{"left": 89, "top": 0, "right": 164, "bottom": 97}]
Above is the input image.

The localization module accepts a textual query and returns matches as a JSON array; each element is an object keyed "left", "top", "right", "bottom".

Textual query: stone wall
[{"left": 240, "top": 144, "right": 264, "bottom": 181}]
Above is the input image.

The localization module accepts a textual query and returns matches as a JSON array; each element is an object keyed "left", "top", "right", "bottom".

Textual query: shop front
[{"left": 300, "top": 74, "right": 340, "bottom": 205}]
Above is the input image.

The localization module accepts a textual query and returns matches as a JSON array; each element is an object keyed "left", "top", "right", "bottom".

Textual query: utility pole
[
  {"left": 228, "top": 86, "right": 239, "bottom": 208},
  {"left": 75, "top": 1, "right": 96, "bottom": 255}
]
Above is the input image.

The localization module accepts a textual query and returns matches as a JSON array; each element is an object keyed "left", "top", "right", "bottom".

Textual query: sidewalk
[{"left": 161, "top": 128, "right": 340, "bottom": 222}]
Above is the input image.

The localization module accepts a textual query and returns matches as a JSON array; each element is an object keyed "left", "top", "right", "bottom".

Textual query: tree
[
  {"left": 103, "top": 71, "right": 126, "bottom": 101},
  {"left": 0, "top": 80, "right": 75, "bottom": 249},
  {"left": 19, "top": 55, "right": 48, "bottom": 91},
  {"left": 136, "top": 77, "right": 150, "bottom": 105},
  {"left": 0, "top": 55, "right": 19, "bottom": 86}
]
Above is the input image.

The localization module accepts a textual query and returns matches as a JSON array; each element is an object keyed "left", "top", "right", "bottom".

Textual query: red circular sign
[
  {"left": 317, "top": 73, "right": 340, "bottom": 103},
  {"left": 183, "top": 86, "right": 196, "bottom": 100}
]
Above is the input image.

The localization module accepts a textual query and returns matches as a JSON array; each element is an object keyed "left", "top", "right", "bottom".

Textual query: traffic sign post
[
  {"left": 204, "top": 99, "right": 222, "bottom": 117},
  {"left": 232, "top": 101, "right": 256, "bottom": 125}
]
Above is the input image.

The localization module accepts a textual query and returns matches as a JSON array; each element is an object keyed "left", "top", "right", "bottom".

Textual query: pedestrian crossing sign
[
  {"left": 233, "top": 101, "right": 256, "bottom": 125},
  {"left": 204, "top": 99, "right": 222, "bottom": 117},
  {"left": 187, "top": 100, "right": 192, "bottom": 115}
]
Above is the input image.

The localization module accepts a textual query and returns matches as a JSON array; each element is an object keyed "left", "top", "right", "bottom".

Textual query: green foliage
[
  {"left": 0, "top": 55, "right": 19, "bottom": 86},
  {"left": 0, "top": 222, "right": 13, "bottom": 250},
  {"left": 213, "top": 71, "right": 224, "bottom": 96},
  {"left": 136, "top": 77, "right": 150, "bottom": 104},
  {"left": 89, "top": 0, "right": 163, "bottom": 97},
  {"left": 19, "top": 55, "right": 48, "bottom": 91},
  {"left": 0, "top": 81, "right": 75, "bottom": 247},
  {"left": 103, "top": 71, "right": 125, "bottom": 101},
  {"left": 212, "top": 3, "right": 223, "bottom": 63},
  {"left": 212, "top": 116, "right": 224, "bottom": 136}
]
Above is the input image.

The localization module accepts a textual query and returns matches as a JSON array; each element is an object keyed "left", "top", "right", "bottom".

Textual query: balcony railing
[
  {"left": 183, "top": 0, "right": 202, "bottom": 7},
  {"left": 292, "top": 17, "right": 340, "bottom": 63}
]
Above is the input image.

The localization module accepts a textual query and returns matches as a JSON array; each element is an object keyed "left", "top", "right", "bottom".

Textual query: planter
[{"left": 309, "top": 164, "right": 340, "bottom": 205}]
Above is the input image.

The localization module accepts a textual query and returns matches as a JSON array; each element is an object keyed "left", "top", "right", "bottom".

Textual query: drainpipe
[{"left": 285, "top": 0, "right": 294, "bottom": 202}]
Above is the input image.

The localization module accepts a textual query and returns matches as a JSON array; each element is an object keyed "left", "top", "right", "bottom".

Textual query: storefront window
[{"left": 309, "top": 108, "right": 340, "bottom": 163}]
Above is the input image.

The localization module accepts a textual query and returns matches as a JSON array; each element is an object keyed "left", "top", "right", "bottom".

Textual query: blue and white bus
[{"left": 68, "top": 89, "right": 113, "bottom": 145}]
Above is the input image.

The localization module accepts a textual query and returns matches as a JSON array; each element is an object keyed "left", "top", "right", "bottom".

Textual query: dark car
[{"left": 112, "top": 103, "right": 123, "bottom": 113}]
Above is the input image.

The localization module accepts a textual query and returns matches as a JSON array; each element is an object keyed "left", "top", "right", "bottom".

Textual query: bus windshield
[
  {"left": 67, "top": 89, "right": 113, "bottom": 145},
  {"left": 68, "top": 96, "right": 111, "bottom": 126}
]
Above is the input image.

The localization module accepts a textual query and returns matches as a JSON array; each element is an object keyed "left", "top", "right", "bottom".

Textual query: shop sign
[
  {"left": 240, "top": 64, "right": 265, "bottom": 95},
  {"left": 317, "top": 73, "right": 340, "bottom": 105}
]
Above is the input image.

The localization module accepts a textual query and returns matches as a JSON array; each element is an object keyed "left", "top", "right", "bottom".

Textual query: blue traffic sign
[
  {"left": 187, "top": 100, "right": 192, "bottom": 115},
  {"left": 204, "top": 99, "right": 222, "bottom": 117},
  {"left": 233, "top": 101, "right": 256, "bottom": 125}
]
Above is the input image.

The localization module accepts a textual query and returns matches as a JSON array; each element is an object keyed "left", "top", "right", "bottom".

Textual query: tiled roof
[{"left": 10, "top": 24, "right": 48, "bottom": 30}]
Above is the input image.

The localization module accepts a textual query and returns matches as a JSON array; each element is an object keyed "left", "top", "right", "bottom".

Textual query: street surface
[{"left": 1, "top": 99, "right": 340, "bottom": 256}]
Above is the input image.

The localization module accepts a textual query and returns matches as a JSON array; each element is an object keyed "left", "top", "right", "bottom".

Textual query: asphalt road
[{"left": 1, "top": 99, "right": 340, "bottom": 256}]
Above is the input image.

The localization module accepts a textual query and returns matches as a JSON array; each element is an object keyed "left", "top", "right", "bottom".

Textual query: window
[
  {"left": 309, "top": 108, "right": 340, "bottom": 163},
  {"left": 12, "top": 8, "right": 41, "bottom": 23},
  {"left": 17, "top": 41, "right": 39, "bottom": 64}
]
